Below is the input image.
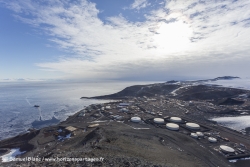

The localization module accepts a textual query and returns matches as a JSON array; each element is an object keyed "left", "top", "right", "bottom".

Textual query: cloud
[
  {"left": 2, "top": 0, "right": 250, "bottom": 80},
  {"left": 130, "top": 0, "right": 150, "bottom": 10},
  {"left": 164, "top": 0, "right": 250, "bottom": 42}
]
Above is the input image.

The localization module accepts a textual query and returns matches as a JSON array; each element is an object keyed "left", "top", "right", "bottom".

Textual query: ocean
[{"left": 0, "top": 81, "right": 161, "bottom": 140}]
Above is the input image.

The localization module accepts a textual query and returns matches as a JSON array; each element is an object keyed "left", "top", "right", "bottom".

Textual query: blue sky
[{"left": 0, "top": 0, "right": 250, "bottom": 81}]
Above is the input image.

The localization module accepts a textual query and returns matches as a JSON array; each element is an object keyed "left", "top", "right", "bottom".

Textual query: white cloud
[
  {"left": 130, "top": 0, "right": 150, "bottom": 10},
  {"left": 2, "top": 0, "right": 250, "bottom": 80}
]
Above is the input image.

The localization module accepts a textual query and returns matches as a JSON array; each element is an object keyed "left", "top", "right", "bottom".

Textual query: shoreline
[
  {"left": 1, "top": 80, "right": 250, "bottom": 166},
  {"left": 1, "top": 100, "right": 249, "bottom": 144}
]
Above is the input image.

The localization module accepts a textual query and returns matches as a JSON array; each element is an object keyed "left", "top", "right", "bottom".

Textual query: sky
[{"left": 0, "top": 0, "right": 250, "bottom": 81}]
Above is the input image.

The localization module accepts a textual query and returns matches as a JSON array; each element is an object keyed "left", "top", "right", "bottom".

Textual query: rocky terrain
[{"left": 1, "top": 78, "right": 250, "bottom": 167}]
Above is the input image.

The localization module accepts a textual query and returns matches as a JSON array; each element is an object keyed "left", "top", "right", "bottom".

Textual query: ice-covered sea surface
[
  {"left": 205, "top": 78, "right": 250, "bottom": 130},
  {"left": 212, "top": 116, "right": 250, "bottom": 131},
  {"left": 0, "top": 81, "right": 160, "bottom": 140},
  {"left": 204, "top": 78, "right": 250, "bottom": 90}
]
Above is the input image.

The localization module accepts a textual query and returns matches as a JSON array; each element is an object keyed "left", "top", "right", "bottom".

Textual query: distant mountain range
[
  {"left": 208, "top": 76, "right": 240, "bottom": 81},
  {"left": 0, "top": 76, "right": 240, "bottom": 83},
  {"left": 162, "top": 76, "right": 240, "bottom": 84},
  {"left": 195, "top": 76, "right": 240, "bottom": 82}
]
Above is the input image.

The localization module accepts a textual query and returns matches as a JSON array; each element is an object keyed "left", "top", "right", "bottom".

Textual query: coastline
[
  {"left": 0, "top": 99, "right": 119, "bottom": 154},
  {"left": 1, "top": 80, "right": 250, "bottom": 166},
  {"left": 0, "top": 80, "right": 161, "bottom": 141}
]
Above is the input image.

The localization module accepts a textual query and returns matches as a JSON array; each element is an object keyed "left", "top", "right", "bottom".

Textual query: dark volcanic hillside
[
  {"left": 217, "top": 98, "right": 245, "bottom": 105},
  {"left": 82, "top": 84, "right": 181, "bottom": 99},
  {"left": 176, "top": 85, "right": 247, "bottom": 101},
  {"left": 82, "top": 82, "right": 249, "bottom": 101}
]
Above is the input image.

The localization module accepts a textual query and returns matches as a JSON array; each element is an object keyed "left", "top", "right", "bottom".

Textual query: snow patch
[{"left": 0, "top": 148, "right": 26, "bottom": 162}]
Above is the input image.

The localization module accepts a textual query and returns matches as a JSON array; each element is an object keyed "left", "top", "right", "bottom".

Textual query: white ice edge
[
  {"left": 211, "top": 116, "right": 250, "bottom": 131},
  {"left": 0, "top": 148, "right": 26, "bottom": 162}
]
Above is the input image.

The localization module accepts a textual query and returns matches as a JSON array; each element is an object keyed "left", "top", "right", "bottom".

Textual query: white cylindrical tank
[
  {"left": 220, "top": 145, "right": 235, "bottom": 153},
  {"left": 166, "top": 123, "right": 179, "bottom": 131},
  {"left": 196, "top": 132, "right": 204, "bottom": 137},
  {"left": 170, "top": 117, "right": 182, "bottom": 123},
  {"left": 131, "top": 117, "right": 141, "bottom": 123},
  {"left": 208, "top": 137, "right": 217, "bottom": 143},
  {"left": 190, "top": 133, "right": 198, "bottom": 138},
  {"left": 105, "top": 106, "right": 111, "bottom": 110},
  {"left": 186, "top": 123, "right": 200, "bottom": 130},
  {"left": 153, "top": 118, "right": 164, "bottom": 124}
]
